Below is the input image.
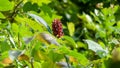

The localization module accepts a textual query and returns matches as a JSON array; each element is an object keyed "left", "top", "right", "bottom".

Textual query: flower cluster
[{"left": 52, "top": 19, "right": 64, "bottom": 38}]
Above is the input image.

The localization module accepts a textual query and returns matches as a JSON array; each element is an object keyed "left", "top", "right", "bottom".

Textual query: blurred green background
[{"left": 0, "top": 0, "right": 120, "bottom": 68}]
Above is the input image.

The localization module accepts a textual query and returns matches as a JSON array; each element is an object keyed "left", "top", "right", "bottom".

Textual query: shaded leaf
[
  {"left": 0, "top": 41, "right": 10, "bottom": 52},
  {"left": 23, "top": 2, "right": 38, "bottom": 12},
  {"left": 40, "top": 3, "right": 52, "bottom": 17}
]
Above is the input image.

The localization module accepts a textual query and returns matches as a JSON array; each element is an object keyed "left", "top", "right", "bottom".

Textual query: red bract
[{"left": 52, "top": 19, "right": 64, "bottom": 38}]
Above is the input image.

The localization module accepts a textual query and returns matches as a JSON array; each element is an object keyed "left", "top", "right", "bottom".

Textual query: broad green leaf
[
  {"left": 34, "top": 61, "right": 41, "bottom": 68},
  {"left": 40, "top": 3, "right": 52, "bottom": 17},
  {"left": 30, "top": 0, "right": 51, "bottom": 6},
  {"left": 95, "top": 30, "right": 106, "bottom": 38},
  {"left": 15, "top": 15, "right": 44, "bottom": 33},
  {"left": 31, "top": 43, "right": 49, "bottom": 61},
  {"left": 0, "top": 12, "right": 5, "bottom": 19},
  {"left": 28, "top": 13, "right": 51, "bottom": 33},
  {"left": 0, "top": 0, "right": 14, "bottom": 11},
  {"left": 84, "top": 40, "right": 108, "bottom": 58},
  {"left": 68, "top": 50, "right": 89, "bottom": 66},
  {"left": 39, "top": 11, "right": 62, "bottom": 27},
  {"left": 62, "top": 36, "right": 77, "bottom": 48},
  {"left": 41, "top": 61, "right": 54, "bottom": 68},
  {"left": 67, "top": 22, "right": 75, "bottom": 36},
  {"left": 0, "top": 41, "right": 10, "bottom": 52},
  {"left": 23, "top": 2, "right": 39, "bottom": 12},
  {"left": 48, "top": 50, "right": 64, "bottom": 62},
  {"left": 0, "top": 51, "right": 8, "bottom": 61},
  {"left": 11, "top": 23, "right": 19, "bottom": 35}
]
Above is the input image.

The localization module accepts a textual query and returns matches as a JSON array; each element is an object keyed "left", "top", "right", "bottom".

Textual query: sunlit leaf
[
  {"left": 48, "top": 50, "right": 64, "bottom": 62},
  {"left": 39, "top": 11, "right": 62, "bottom": 27},
  {"left": 34, "top": 61, "right": 41, "bottom": 68},
  {"left": 68, "top": 50, "right": 89, "bottom": 66},
  {"left": 62, "top": 36, "right": 77, "bottom": 48},
  {"left": 28, "top": 13, "right": 51, "bottom": 33},
  {"left": 0, "top": 0, "right": 14, "bottom": 11},
  {"left": 30, "top": 0, "right": 51, "bottom": 6},
  {"left": 0, "top": 12, "right": 5, "bottom": 19},
  {"left": 84, "top": 40, "right": 108, "bottom": 58},
  {"left": 41, "top": 61, "right": 54, "bottom": 68},
  {"left": 67, "top": 22, "right": 75, "bottom": 36}
]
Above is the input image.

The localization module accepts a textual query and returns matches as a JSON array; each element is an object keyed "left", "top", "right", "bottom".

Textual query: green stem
[{"left": 64, "top": 55, "right": 70, "bottom": 68}]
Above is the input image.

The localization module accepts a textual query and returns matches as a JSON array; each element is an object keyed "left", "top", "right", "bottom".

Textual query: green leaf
[
  {"left": 62, "top": 36, "right": 77, "bottom": 48},
  {"left": 28, "top": 13, "right": 51, "bottom": 33},
  {"left": 40, "top": 3, "right": 52, "bottom": 17},
  {"left": 39, "top": 11, "right": 62, "bottom": 27},
  {"left": 0, "top": 0, "right": 14, "bottom": 11},
  {"left": 41, "top": 61, "right": 54, "bottom": 68},
  {"left": 48, "top": 50, "right": 64, "bottom": 62},
  {"left": 0, "top": 12, "right": 5, "bottom": 19},
  {"left": 34, "top": 61, "right": 41, "bottom": 68},
  {"left": 31, "top": 44, "right": 49, "bottom": 61},
  {"left": 68, "top": 50, "right": 89, "bottom": 66},
  {"left": 0, "top": 51, "right": 8, "bottom": 61},
  {"left": 84, "top": 40, "right": 108, "bottom": 58},
  {"left": 30, "top": 0, "right": 51, "bottom": 6},
  {"left": 23, "top": 2, "right": 39, "bottom": 12},
  {"left": 0, "top": 41, "right": 10, "bottom": 52},
  {"left": 67, "top": 22, "right": 75, "bottom": 36},
  {"left": 15, "top": 15, "right": 44, "bottom": 34}
]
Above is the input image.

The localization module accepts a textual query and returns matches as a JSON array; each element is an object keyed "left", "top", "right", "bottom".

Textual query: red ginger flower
[{"left": 52, "top": 19, "right": 64, "bottom": 38}]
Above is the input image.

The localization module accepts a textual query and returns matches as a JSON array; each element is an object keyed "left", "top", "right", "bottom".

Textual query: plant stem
[{"left": 64, "top": 55, "right": 70, "bottom": 68}]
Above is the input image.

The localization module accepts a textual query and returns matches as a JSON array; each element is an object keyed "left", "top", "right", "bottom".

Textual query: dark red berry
[{"left": 52, "top": 19, "right": 64, "bottom": 38}]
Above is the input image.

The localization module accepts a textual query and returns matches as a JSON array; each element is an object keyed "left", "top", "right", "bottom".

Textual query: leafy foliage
[{"left": 0, "top": 0, "right": 120, "bottom": 68}]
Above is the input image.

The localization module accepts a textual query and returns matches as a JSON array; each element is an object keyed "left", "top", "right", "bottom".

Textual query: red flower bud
[{"left": 52, "top": 19, "right": 64, "bottom": 38}]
